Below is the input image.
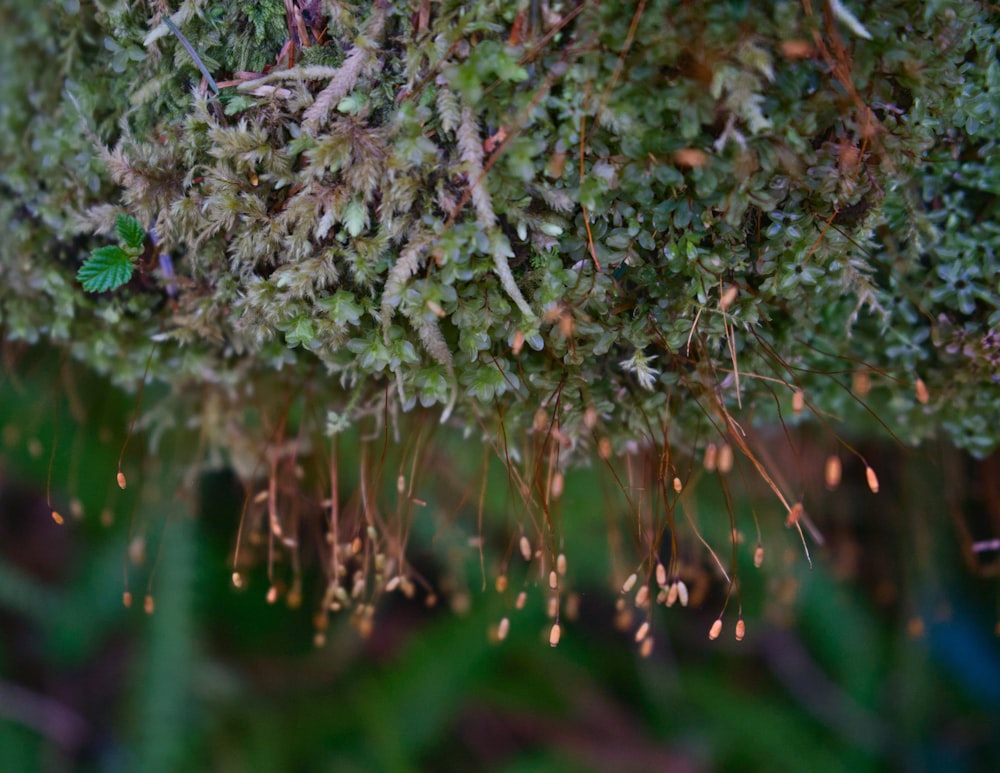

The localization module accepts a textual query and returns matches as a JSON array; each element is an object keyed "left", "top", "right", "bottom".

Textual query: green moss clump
[
  {"left": 3, "top": 0, "right": 997, "bottom": 457},
  {"left": 2, "top": 1, "right": 999, "bottom": 629}
]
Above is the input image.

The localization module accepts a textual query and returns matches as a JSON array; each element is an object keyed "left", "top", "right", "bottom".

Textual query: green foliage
[
  {"left": 76, "top": 245, "right": 135, "bottom": 293},
  {"left": 115, "top": 213, "right": 147, "bottom": 251},
  {"left": 76, "top": 215, "right": 145, "bottom": 293}
]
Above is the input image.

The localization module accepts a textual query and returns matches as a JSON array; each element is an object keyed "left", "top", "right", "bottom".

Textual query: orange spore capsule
[
  {"left": 676, "top": 580, "right": 689, "bottom": 607},
  {"left": 703, "top": 443, "right": 718, "bottom": 472},
  {"left": 853, "top": 370, "right": 872, "bottom": 396},
  {"left": 621, "top": 572, "right": 638, "bottom": 594},
  {"left": 825, "top": 455, "right": 842, "bottom": 490},
  {"left": 717, "top": 443, "right": 733, "bottom": 473},
  {"left": 780, "top": 39, "right": 815, "bottom": 59},
  {"left": 720, "top": 285, "right": 738, "bottom": 311},
  {"left": 550, "top": 471, "right": 564, "bottom": 500},
  {"left": 512, "top": 329, "right": 525, "bottom": 355},
  {"left": 865, "top": 465, "right": 880, "bottom": 494},
  {"left": 786, "top": 502, "right": 804, "bottom": 528}
]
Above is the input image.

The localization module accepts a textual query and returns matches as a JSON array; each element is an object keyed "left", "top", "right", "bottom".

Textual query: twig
[{"left": 162, "top": 16, "right": 220, "bottom": 96}]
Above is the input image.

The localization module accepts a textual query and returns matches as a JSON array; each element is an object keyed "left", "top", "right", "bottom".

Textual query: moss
[{"left": 2, "top": 0, "right": 999, "bottom": 631}]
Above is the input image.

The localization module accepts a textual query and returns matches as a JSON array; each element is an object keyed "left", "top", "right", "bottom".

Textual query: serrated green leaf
[
  {"left": 223, "top": 94, "right": 258, "bottom": 116},
  {"left": 319, "top": 290, "right": 364, "bottom": 326},
  {"left": 77, "top": 245, "right": 135, "bottom": 293},
  {"left": 115, "top": 214, "right": 146, "bottom": 251},
  {"left": 282, "top": 315, "right": 316, "bottom": 348},
  {"left": 287, "top": 133, "right": 317, "bottom": 158}
]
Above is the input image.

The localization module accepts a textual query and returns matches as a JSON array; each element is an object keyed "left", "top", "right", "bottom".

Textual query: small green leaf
[
  {"left": 319, "top": 290, "right": 364, "bottom": 326},
  {"left": 337, "top": 94, "right": 366, "bottom": 114},
  {"left": 223, "top": 94, "right": 258, "bottom": 116},
  {"left": 77, "top": 245, "right": 135, "bottom": 293},
  {"left": 287, "top": 133, "right": 317, "bottom": 158},
  {"left": 114, "top": 215, "right": 146, "bottom": 252},
  {"left": 282, "top": 315, "right": 317, "bottom": 348},
  {"left": 343, "top": 199, "right": 366, "bottom": 238}
]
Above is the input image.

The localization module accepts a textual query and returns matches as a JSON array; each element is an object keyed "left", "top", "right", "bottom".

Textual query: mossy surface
[
  {"left": 2, "top": 5, "right": 1000, "bottom": 759},
  {"left": 1, "top": 1, "right": 998, "bottom": 457}
]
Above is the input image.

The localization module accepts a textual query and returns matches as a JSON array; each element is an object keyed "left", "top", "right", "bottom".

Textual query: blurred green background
[{"left": 1, "top": 344, "right": 998, "bottom": 773}]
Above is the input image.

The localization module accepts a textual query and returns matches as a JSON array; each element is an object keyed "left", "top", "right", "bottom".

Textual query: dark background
[{"left": 1, "top": 344, "right": 998, "bottom": 773}]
